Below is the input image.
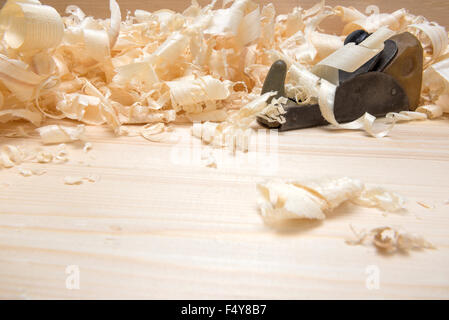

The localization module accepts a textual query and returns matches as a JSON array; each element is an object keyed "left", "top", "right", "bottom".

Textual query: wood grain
[
  {"left": 0, "top": 0, "right": 449, "bottom": 299},
  {"left": 1, "top": 119, "right": 449, "bottom": 299}
]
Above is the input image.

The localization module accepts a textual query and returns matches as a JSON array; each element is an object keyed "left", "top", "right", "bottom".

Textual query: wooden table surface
[{"left": 0, "top": 0, "right": 449, "bottom": 300}]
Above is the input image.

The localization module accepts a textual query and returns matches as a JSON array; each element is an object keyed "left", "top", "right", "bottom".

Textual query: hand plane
[{"left": 257, "top": 30, "right": 423, "bottom": 131}]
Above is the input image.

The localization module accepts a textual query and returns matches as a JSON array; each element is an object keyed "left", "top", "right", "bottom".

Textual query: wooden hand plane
[{"left": 257, "top": 30, "right": 423, "bottom": 131}]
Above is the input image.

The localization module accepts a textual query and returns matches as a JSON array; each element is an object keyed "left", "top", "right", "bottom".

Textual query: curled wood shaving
[
  {"left": 63, "top": 176, "right": 83, "bottom": 185},
  {"left": 386, "top": 104, "right": 444, "bottom": 122},
  {"left": 0, "top": 0, "right": 64, "bottom": 51},
  {"left": 347, "top": 225, "right": 435, "bottom": 253},
  {"left": 416, "top": 104, "right": 444, "bottom": 119},
  {"left": 36, "top": 151, "right": 54, "bottom": 163},
  {"left": 0, "top": 108, "right": 43, "bottom": 126},
  {"left": 341, "top": 8, "right": 408, "bottom": 35},
  {"left": 0, "top": 53, "right": 45, "bottom": 102},
  {"left": 166, "top": 75, "right": 231, "bottom": 110},
  {"left": 386, "top": 111, "right": 428, "bottom": 123},
  {"left": 37, "top": 124, "right": 86, "bottom": 144},
  {"left": 257, "top": 177, "right": 405, "bottom": 222},
  {"left": 18, "top": 167, "right": 46, "bottom": 177},
  {"left": 83, "top": 142, "right": 92, "bottom": 153},
  {"left": 0, "top": 145, "right": 25, "bottom": 168},
  {"left": 352, "top": 186, "right": 406, "bottom": 212},
  {"left": 140, "top": 123, "right": 173, "bottom": 142},
  {"left": 422, "top": 58, "right": 449, "bottom": 113},
  {"left": 408, "top": 22, "right": 448, "bottom": 67},
  {"left": 17, "top": 167, "right": 33, "bottom": 177},
  {"left": 108, "top": 0, "right": 121, "bottom": 49},
  {"left": 256, "top": 96, "right": 287, "bottom": 125},
  {"left": 417, "top": 201, "right": 434, "bottom": 209}
]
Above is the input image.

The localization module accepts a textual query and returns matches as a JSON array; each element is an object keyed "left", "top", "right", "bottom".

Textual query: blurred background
[{"left": 1, "top": 0, "right": 447, "bottom": 27}]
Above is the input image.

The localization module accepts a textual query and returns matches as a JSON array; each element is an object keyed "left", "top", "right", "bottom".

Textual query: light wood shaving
[
  {"left": 417, "top": 201, "right": 434, "bottom": 209},
  {"left": 257, "top": 177, "right": 405, "bottom": 222},
  {"left": 83, "top": 142, "right": 92, "bottom": 153},
  {"left": 140, "top": 123, "right": 173, "bottom": 142},
  {"left": 37, "top": 124, "right": 86, "bottom": 144},
  {"left": 347, "top": 225, "right": 435, "bottom": 253},
  {"left": 18, "top": 167, "right": 47, "bottom": 177},
  {"left": 63, "top": 176, "right": 83, "bottom": 185},
  {"left": 63, "top": 174, "right": 99, "bottom": 185},
  {"left": 0, "top": 145, "right": 25, "bottom": 168}
]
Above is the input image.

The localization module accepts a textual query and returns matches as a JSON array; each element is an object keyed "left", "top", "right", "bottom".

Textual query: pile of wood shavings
[
  {"left": 257, "top": 177, "right": 437, "bottom": 253},
  {"left": 0, "top": 0, "right": 448, "bottom": 150}
]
